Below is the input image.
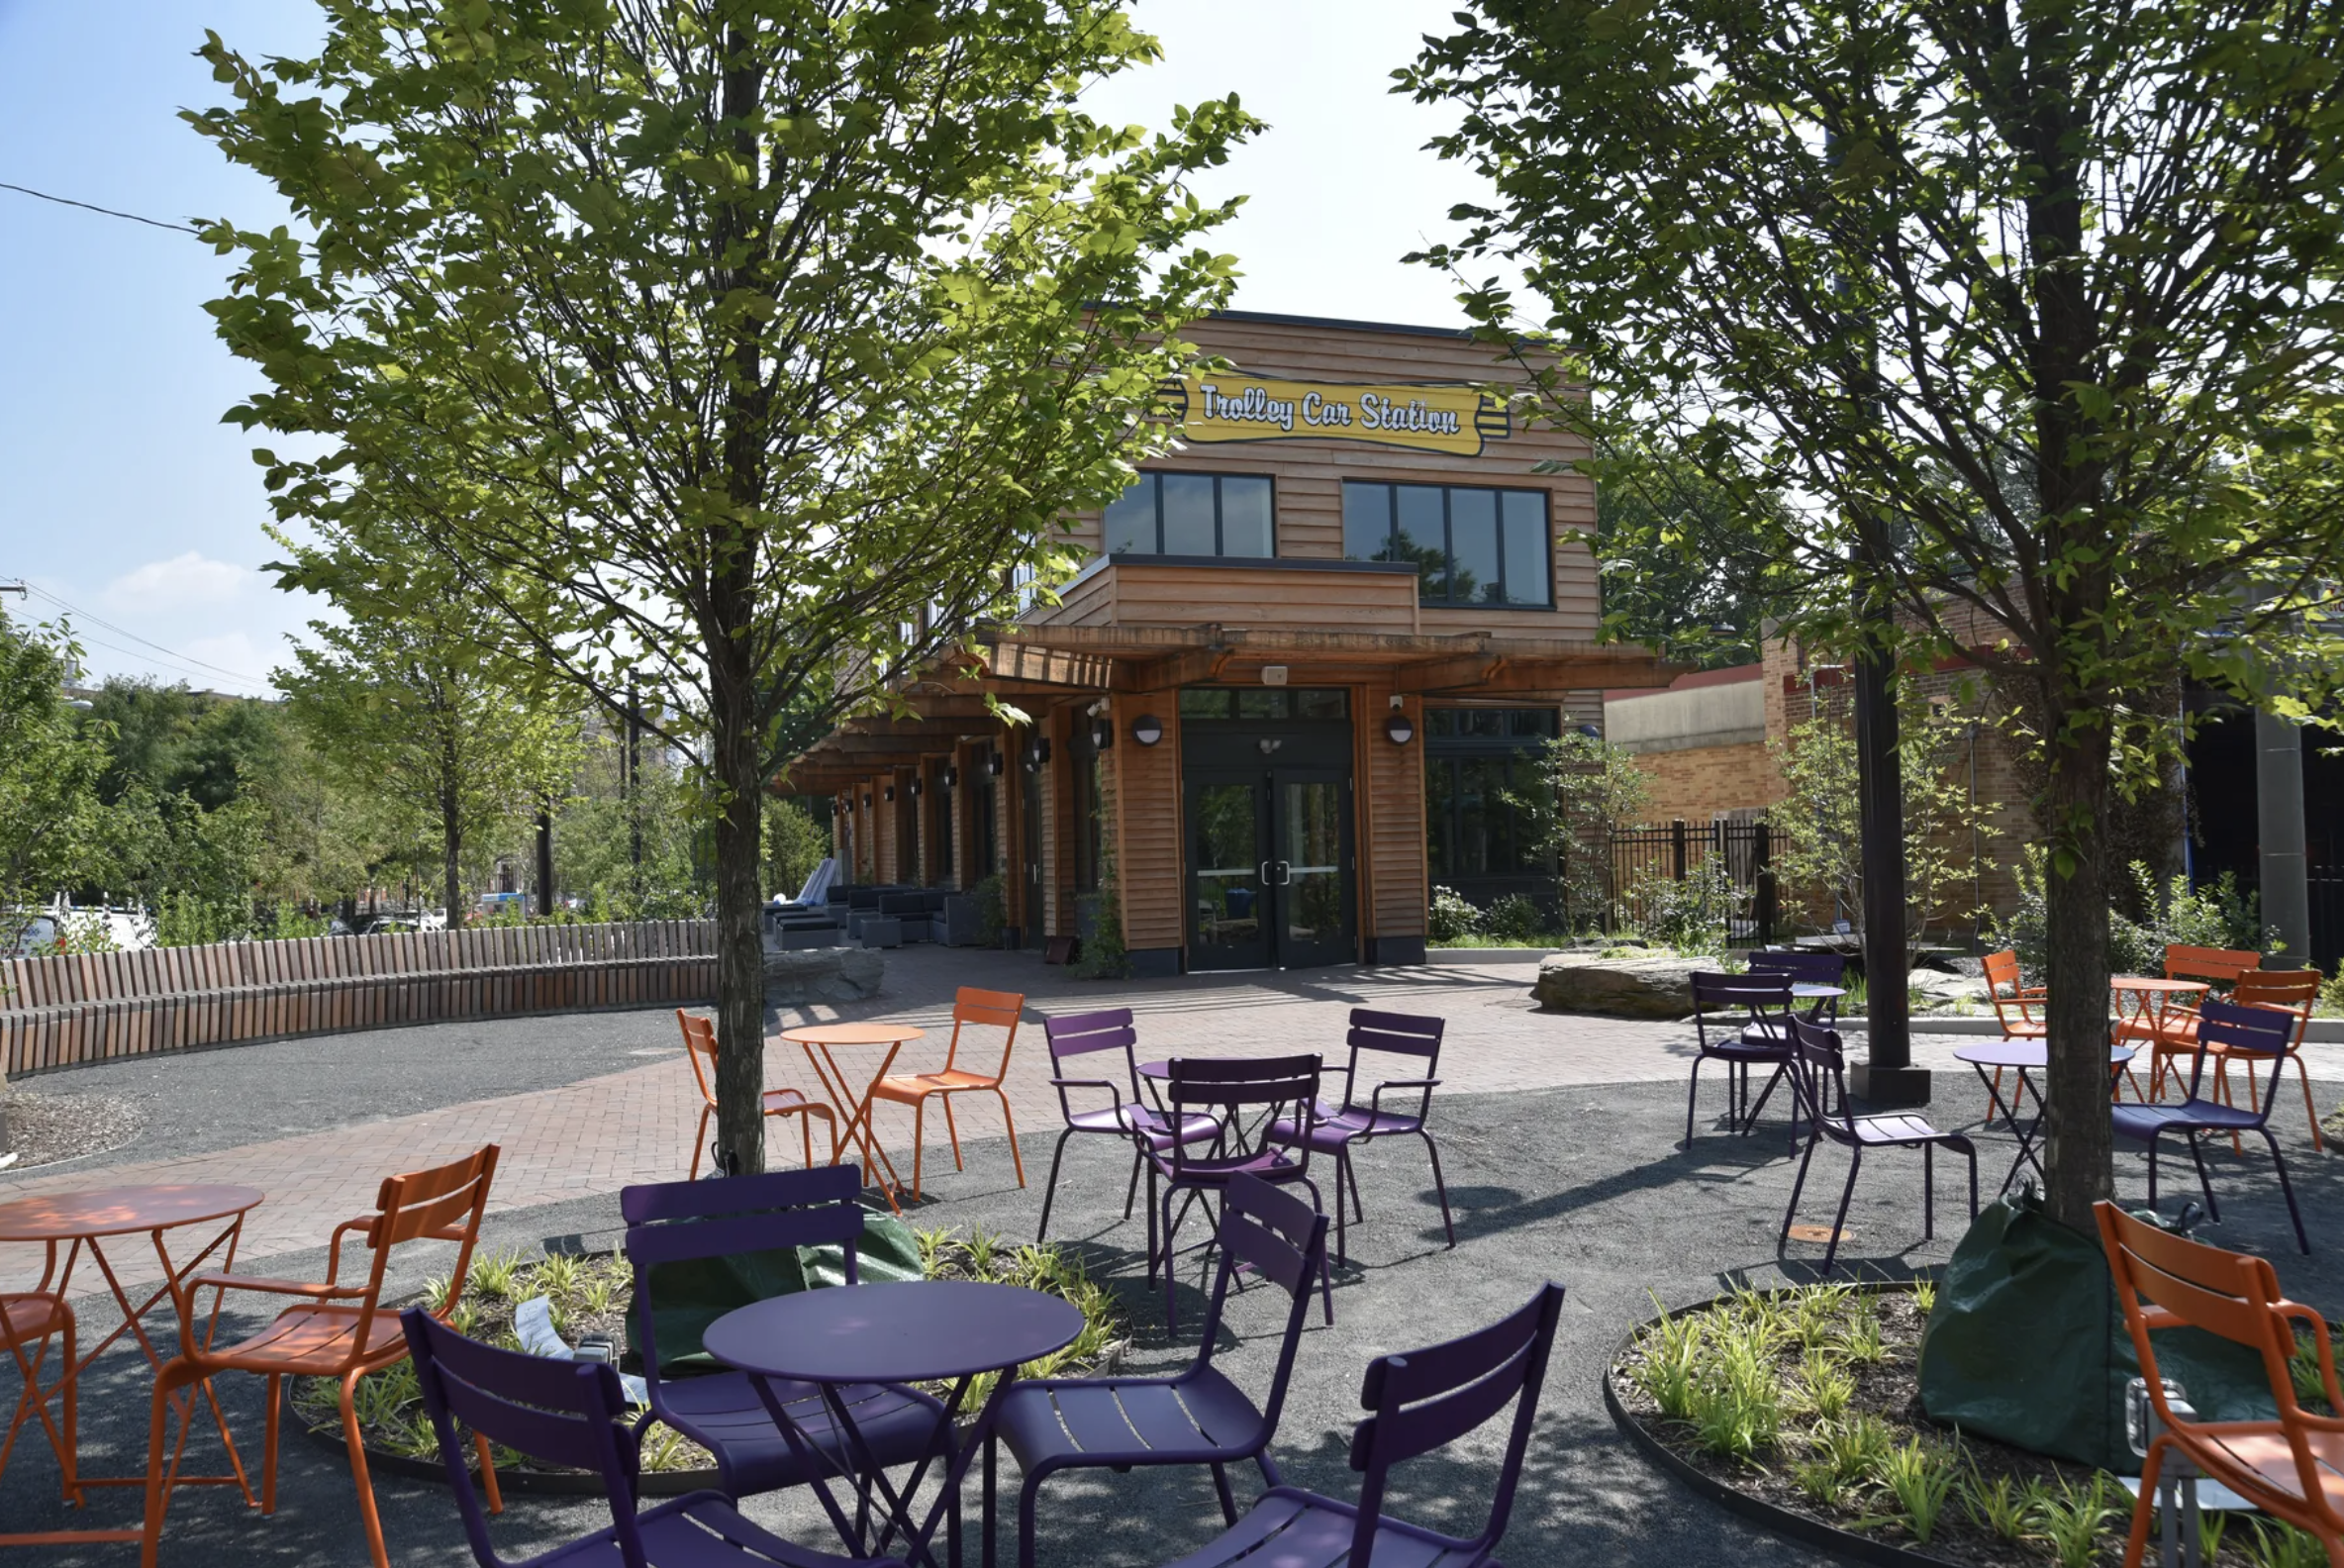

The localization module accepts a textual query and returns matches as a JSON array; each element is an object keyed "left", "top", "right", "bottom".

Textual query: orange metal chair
[
  {"left": 677, "top": 1009, "right": 837, "bottom": 1177},
  {"left": 1981, "top": 949, "right": 2046, "bottom": 1114},
  {"left": 1, "top": 1288, "right": 76, "bottom": 1509},
  {"left": 139, "top": 1144, "right": 502, "bottom": 1568},
  {"left": 2122, "top": 943, "right": 2260, "bottom": 1098},
  {"left": 870, "top": 986, "right": 1028, "bottom": 1200},
  {"left": 2198, "top": 969, "right": 2325, "bottom": 1152},
  {"left": 2095, "top": 1201, "right": 2344, "bottom": 1565}
]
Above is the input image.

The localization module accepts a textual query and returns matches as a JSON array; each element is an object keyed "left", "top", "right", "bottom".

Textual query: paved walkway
[{"left": 6, "top": 945, "right": 2337, "bottom": 1293}]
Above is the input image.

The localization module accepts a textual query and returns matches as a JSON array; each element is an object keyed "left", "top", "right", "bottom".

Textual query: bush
[
  {"left": 1429, "top": 885, "right": 1482, "bottom": 942},
  {"left": 969, "top": 873, "right": 1006, "bottom": 944},
  {"left": 1623, "top": 861, "right": 1736, "bottom": 956},
  {"left": 1485, "top": 893, "right": 1545, "bottom": 942},
  {"left": 1996, "top": 848, "right": 2274, "bottom": 983}
]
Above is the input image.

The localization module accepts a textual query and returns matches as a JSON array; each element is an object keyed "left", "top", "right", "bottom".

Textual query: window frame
[
  {"left": 1341, "top": 480, "right": 1554, "bottom": 609},
  {"left": 1105, "top": 471, "right": 1279, "bottom": 560}
]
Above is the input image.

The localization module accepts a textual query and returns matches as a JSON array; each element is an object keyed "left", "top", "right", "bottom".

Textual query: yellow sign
[{"left": 1161, "top": 373, "right": 1510, "bottom": 456}]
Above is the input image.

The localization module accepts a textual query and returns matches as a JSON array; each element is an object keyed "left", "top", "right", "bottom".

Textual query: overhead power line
[
  {"left": 0, "top": 179, "right": 203, "bottom": 236},
  {"left": 21, "top": 583, "right": 273, "bottom": 692}
]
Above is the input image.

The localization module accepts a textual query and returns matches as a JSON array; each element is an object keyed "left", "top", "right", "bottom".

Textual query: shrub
[
  {"left": 1623, "top": 860, "right": 1736, "bottom": 956},
  {"left": 1484, "top": 892, "right": 1545, "bottom": 942},
  {"left": 1429, "top": 885, "right": 1481, "bottom": 942},
  {"left": 969, "top": 873, "right": 1006, "bottom": 944},
  {"left": 1998, "top": 847, "right": 2275, "bottom": 983}
]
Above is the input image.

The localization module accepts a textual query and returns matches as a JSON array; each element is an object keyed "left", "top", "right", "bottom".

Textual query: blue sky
[{"left": 0, "top": 1, "right": 1504, "bottom": 695}]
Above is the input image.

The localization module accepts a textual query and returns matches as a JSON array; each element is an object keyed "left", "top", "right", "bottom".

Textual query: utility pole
[{"left": 2256, "top": 710, "right": 2310, "bottom": 961}]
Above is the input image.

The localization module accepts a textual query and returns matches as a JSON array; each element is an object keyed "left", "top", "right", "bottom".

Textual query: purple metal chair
[
  {"left": 1746, "top": 948, "right": 1848, "bottom": 1023},
  {"left": 1781, "top": 1017, "right": 1977, "bottom": 1273},
  {"left": 1265, "top": 1009, "right": 1453, "bottom": 1267},
  {"left": 987, "top": 1174, "right": 1330, "bottom": 1568},
  {"left": 1034, "top": 1008, "right": 1219, "bottom": 1242},
  {"left": 1685, "top": 971, "right": 1800, "bottom": 1146},
  {"left": 399, "top": 1306, "right": 906, "bottom": 1568},
  {"left": 2111, "top": 999, "right": 2309, "bottom": 1252},
  {"left": 621, "top": 1166, "right": 953, "bottom": 1503},
  {"left": 1149, "top": 1054, "right": 1331, "bottom": 1333},
  {"left": 1156, "top": 1281, "right": 1566, "bottom": 1568}
]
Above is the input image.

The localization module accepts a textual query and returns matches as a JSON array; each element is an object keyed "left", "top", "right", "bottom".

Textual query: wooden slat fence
[{"left": 0, "top": 921, "right": 717, "bottom": 1077}]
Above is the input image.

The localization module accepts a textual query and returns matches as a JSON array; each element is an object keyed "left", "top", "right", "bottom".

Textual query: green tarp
[
  {"left": 1917, "top": 1189, "right": 2274, "bottom": 1473},
  {"left": 628, "top": 1205, "right": 927, "bottom": 1372}
]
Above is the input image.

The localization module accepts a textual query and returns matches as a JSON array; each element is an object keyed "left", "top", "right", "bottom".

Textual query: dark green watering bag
[
  {"left": 1917, "top": 1188, "right": 2275, "bottom": 1473},
  {"left": 628, "top": 1204, "right": 927, "bottom": 1371}
]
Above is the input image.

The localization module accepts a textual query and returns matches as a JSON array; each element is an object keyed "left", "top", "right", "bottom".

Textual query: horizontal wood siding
[
  {"left": 1360, "top": 682, "right": 1429, "bottom": 940},
  {"left": 1053, "top": 316, "right": 1599, "bottom": 637},
  {"left": 1111, "top": 690, "right": 1185, "bottom": 949},
  {"left": 1033, "top": 561, "right": 1419, "bottom": 633}
]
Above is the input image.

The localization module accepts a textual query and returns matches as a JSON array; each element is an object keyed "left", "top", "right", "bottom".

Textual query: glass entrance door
[
  {"left": 1185, "top": 768, "right": 1355, "bottom": 970},
  {"left": 1187, "top": 774, "right": 1270, "bottom": 970}
]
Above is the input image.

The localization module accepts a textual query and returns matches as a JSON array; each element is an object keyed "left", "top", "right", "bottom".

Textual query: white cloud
[{"left": 101, "top": 551, "right": 254, "bottom": 614}]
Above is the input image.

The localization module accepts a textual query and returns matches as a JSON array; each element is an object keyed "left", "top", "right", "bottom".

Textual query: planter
[{"left": 292, "top": 1382, "right": 721, "bottom": 1496}]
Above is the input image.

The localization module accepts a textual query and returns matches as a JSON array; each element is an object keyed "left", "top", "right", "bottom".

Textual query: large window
[
  {"left": 1104, "top": 472, "right": 1275, "bottom": 558},
  {"left": 1342, "top": 481, "right": 1550, "bottom": 607},
  {"left": 1424, "top": 708, "right": 1562, "bottom": 882}
]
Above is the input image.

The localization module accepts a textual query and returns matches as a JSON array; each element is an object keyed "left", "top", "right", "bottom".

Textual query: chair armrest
[
  {"left": 186, "top": 1271, "right": 369, "bottom": 1301},
  {"left": 1367, "top": 1077, "right": 1441, "bottom": 1123},
  {"left": 322, "top": 1216, "right": 378, "bottom": 1287},
  {"left": 1048, "top": 1076, "right": 1123, "bottom": 1125},
  {"left": 2275, "top": 1302, "right": 2344, "bottom": 1409}
]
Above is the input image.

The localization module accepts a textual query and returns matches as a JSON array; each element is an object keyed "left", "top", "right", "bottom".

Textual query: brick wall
[{"left": 1630, "top": 741, "right": 1782, "bottom": 823}]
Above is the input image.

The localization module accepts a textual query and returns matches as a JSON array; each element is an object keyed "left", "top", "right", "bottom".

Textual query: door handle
[
  {"left": 1274, "top": 860, "right": 1293, "bottom": 886},
  {"left": 1259, "top": 860, "right": 1273, "bottom": 886}
]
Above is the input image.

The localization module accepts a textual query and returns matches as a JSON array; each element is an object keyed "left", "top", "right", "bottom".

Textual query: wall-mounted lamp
[
  {"left": 1384, "top": 713, "right": 1416, "bottom": 745},
  {"left": 1260, "top": 665, "right": 1289, "bottom": 687},
  {"left": 1090, "top": 717, "right": 1114, "bottom": 752},
  {"left": 942, "top": 765, "right": 959, "bottom": 787},
  {"left": 985, "top": 747, "right": 1004, "bottom": 778},
  {"left": 1257, "top": 736, "right": 1283, "bottom": 756},
  {"left": 907, "top": 777, "right": 922, "bottom": 798},
  {"left": 1023, "top": 736, "right": 1052, "bottom": 771},
  {"left": 862, "top": 791, "right": 874, "bottom": 808},
  {"left": 883, "top": 784, "right": 896, "bottom": 802},
  {"left": 1576, "top": 723, "right": 1601, "bottom": 740},
  {"left": 1129, "top": 713, "right": 1164, "bottom": 747}
]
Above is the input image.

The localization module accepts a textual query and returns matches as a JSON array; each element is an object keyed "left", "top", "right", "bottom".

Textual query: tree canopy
[
  {"left": 193, "top": 0, "right": 1257, "bottom": 1171},
  {"left": 1404, "top": 0, "right": 2344, "bottom": 1226}
]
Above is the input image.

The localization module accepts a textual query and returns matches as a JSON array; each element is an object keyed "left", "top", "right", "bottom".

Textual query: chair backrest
[
  {"left": 2094, "top": 1203, "right": 2343, "bottom": 1536},
  {"left": 1982, "top": 948, "right": 2026, "bottom": 996},
  {"left": 2183, "top": 999, "right": 2298, "bottom": 1113},
  {"left": 942, "top": 986, "right": 1026, "bottom": 1080},
  {"left": 1164, "top": 1054, "right": 1322, "bottom": 1180},
  {"left": 402, "top": 1308, "right": 649, "bottom": 1568},
  {"left": 1342, "top": 1282, "right": 1568, "bottom": 1567},
  {"left": 1690, "top": 972, "right": 1794, "bottom": 1051},
  {"left": 1195, "top": 1174, "right": 1331, "bottom": 1439},
  {"left": 2234, "top": 969, "right": 2321, "bottom": 1048},
  {"left": 1785, "top": 1016, "right": 1853, "bottom": 1138},
  {"left": 330, "top": 1144, "right": 500, "bottom": 1363},
  {"left": 2165, "top": 943, "right": 2260, "bottom": 989},
  {"left": 1747, "top": 949, "right": 1847, "bottom": 986},
  {"left": 676, "top": 1009, "right": 720, "bottom": 1112},
  {"left": 620, "top": 1165, "right": 867, "bottom": 1386},
  {"left": 1040, "top": 1008, "right": 1142, "bottom": 1104},
  {"left": 1336, "top": 1008, "right": 1445, "bottom": 1117}
]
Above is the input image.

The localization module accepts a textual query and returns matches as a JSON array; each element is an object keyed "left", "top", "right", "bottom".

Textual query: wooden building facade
[{"left": 783, "top": 312, "right": 1674, "bottom": 973}]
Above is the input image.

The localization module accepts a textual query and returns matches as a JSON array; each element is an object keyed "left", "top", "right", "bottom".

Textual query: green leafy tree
[
  {"left": 0, "top": 616, "right": 114, "bottom": 958},
  {"left": 1772, "top": 699, "right": 1995, "bottom": 944},
  {"left": 192, "top": 1, "right": 1255, "bottom": 1172},
  {"left": 1404, "top": 2, "right": 2344, "bottom": 1228},
  {"left": 1514, "top": 730, "right": 1652, "bottom": 933},
  {"left": 1591, "top": 432, "right": 1792, "bottom": 671},
  {"left": 277, "top": 585, "right": 577, "bottom": 925}
]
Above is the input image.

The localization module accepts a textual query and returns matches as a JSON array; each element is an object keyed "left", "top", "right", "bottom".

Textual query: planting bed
[
  {"left": 1608, "top": 1281, "right": 2325, "bottom": 1568},
  {"left": 293, "top": 1224, "right": 1129, "bottom": 1493}
]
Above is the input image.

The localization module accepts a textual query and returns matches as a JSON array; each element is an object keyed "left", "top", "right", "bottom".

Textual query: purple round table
[
  {"left": 1953, "top": 1038, "right": 2138, "bottom": 1195},
  {"left": 705, "top": 1281, "right": 1082, "bottom": 1568}
]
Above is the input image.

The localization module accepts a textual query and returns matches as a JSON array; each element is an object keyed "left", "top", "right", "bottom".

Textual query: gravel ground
[
  {"left": 7, "top": 1076, "right": 2338, "bottom": 1568},
  {"left": 0, "top": 1088, "right": 146, "bottom": 1170}
]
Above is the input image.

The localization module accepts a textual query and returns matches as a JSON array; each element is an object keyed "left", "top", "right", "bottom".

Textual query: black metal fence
[{"left": 1600, "top": 819, "right": 1777, "bottom": 945}]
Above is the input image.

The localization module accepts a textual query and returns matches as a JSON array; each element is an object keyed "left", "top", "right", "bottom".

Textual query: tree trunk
[
  {"left": 709, "top": 647, "right": 769, "bottom": 1177},
  {"left": 2038, "top": 701, "right": 2115, "bottom": 1231},
  {"left": 442, "top": 798, "right": 463, "bottom": 930}
]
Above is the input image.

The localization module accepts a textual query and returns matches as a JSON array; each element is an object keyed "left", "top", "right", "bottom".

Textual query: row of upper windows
[{"left": 1101, "top": 472, "right": 1554, "bottom": 609}]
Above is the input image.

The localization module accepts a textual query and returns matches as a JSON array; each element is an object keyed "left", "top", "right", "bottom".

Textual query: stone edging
[{"left": 1603, "top": 1285, "right": 1943, "bottom": 1568}]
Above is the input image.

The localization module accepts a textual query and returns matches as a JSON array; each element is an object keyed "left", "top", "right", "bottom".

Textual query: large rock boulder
[
  {"left": 762, "top": 944, "right": 884, "bottom": 1005},
  {"left": 1532, "top": 952, "right": 1704, "bottom": 1019}
]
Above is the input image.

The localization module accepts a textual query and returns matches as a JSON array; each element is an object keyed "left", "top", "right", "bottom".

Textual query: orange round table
[
  {"left": 0, "top": 1183, "right": 263, "bottom": 1545},
  {"left": 2110, "top": 976, "right": 2211, "bottom": 1099},
  {"left": 779, "top": 1024, "right": 926, "bottom": 1214}
]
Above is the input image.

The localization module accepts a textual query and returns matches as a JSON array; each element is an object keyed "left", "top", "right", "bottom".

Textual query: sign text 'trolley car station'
[{"left": 1160, "top": 372, "right": 1512, "bottom": 457}]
